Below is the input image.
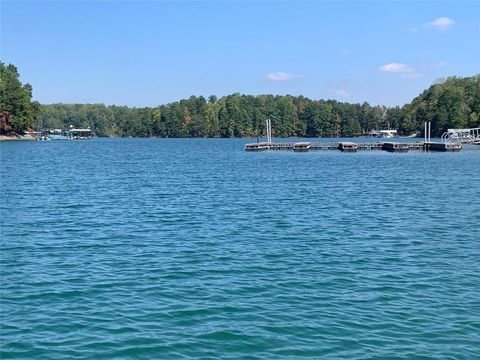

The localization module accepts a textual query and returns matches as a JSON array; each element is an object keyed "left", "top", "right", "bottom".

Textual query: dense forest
[
  {"left": 38, "top": 96, "right": 392, "bottom": 138},
  {"left": 1, "top": 61, "right": 479, "bottom": 138},
  {"left": 400, "top": 75, "right": 480, "bottom": 136},
  {"left": 0, "top": 62, "right": 40, "bottom": 134}
]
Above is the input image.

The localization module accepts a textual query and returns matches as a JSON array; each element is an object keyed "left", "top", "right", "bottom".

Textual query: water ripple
[{"left": 1, "top": 139, "right": 479, "bottom": 359}]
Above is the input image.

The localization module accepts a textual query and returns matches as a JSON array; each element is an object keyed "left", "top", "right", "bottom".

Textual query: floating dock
[
  {"left": 245, "top": 141, "right": 462, "bottom": 152},
  {"left": 246, "top": 120, "right": 464, "bottom": 153}
]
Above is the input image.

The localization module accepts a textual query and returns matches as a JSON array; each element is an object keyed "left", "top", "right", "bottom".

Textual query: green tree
[{"left": 0, "top": 62, "right": 37, "bottom": 133}]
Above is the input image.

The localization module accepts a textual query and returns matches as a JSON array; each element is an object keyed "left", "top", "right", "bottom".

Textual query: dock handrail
[{"left": 442, "top": 127, "right": 480, "bottom": 144}]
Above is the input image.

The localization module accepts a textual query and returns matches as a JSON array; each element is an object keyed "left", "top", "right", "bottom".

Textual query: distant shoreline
[
  {"left": 0, "top": 134, "right": 422, "bottom": 141},
  {"left": 0, "top": 134, "right": 36, "bottom": 141}
]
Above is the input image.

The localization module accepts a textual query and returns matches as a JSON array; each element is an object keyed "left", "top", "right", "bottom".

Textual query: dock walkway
[{"left": 245, "top": 141, "right": 462, "bottom": 152}]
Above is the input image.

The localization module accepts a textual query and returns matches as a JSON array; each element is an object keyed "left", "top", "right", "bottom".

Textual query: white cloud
[
  {"left": 331, "top": 88, "right": 350, "bottom": 98},
  {"left": 110, "top": 56, "right": 120, "bottom": 65},
  {"left": 265, "top": 72, "right": 301, "bottom": 81},
  {"left": 403, "top": 71, "right": 422, "bottom": 78},
  {"left": 434, "top": 61, "right": 448, "bottom": 68},
  {"left": 379, "top": 63, "right": 421, "bottom": 78},
  {"left": 379, "top": 63, "right": 415, "bottom": 73},
  {"left": 428, "top": 17, "right": 455, "bottom": 30}
]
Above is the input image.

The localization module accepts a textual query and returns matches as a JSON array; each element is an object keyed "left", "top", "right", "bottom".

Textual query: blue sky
[{"left": 1, "top": 1, "right": 479, "bottom": 107}]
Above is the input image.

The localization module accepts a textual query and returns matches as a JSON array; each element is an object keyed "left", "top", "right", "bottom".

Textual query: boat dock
[
  {"left": 245, "top": 141, "right": 462, "bottom": 152},
  {"left": 246, "top": 120, "right": 464, "bottom": 153}
]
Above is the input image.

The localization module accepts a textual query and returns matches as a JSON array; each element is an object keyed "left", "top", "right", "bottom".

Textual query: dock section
[
  {"left": 426, "top": 142, "right": 462, "bottom": 152},
  {"left": 338, "top": 142, "right": 358, "bottom": 152}
]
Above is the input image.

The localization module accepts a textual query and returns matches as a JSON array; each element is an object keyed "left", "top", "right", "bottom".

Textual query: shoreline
[
  {"left": 0, "top": 135, "right": 36, "bottom": 141},
  {"left": 0, "top": 134, "right": 422, "bottom": 141}
]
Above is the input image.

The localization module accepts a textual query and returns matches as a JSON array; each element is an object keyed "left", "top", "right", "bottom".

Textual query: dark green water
[{"left": 1, "top": 138, "right": 479, "bottom": 359}]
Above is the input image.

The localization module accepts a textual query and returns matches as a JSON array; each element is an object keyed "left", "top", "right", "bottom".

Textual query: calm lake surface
[{"left": 1, "top": 138, "right": 479, "bottom": 359}]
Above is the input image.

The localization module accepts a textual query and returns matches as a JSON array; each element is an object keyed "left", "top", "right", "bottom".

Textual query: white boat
[{"left": 368, "top": 129, "right": 398, "bottom": 138}]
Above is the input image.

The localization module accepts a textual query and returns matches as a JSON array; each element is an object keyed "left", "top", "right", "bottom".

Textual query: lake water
[{"left": 1, "top": 138, "right": 479, "bottom": 359}]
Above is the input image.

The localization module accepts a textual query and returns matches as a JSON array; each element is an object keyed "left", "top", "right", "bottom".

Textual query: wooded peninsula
[{"left": 1, "top": 62, "right": 479, "bottom": 138}]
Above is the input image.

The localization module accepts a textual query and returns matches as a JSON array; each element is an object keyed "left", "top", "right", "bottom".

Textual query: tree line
[
  {"left": 2, "top": 61, "right": 479, "bottom": 138},
  {"left": 38, "top": 96, "right": 395, "bottom": 138}
]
